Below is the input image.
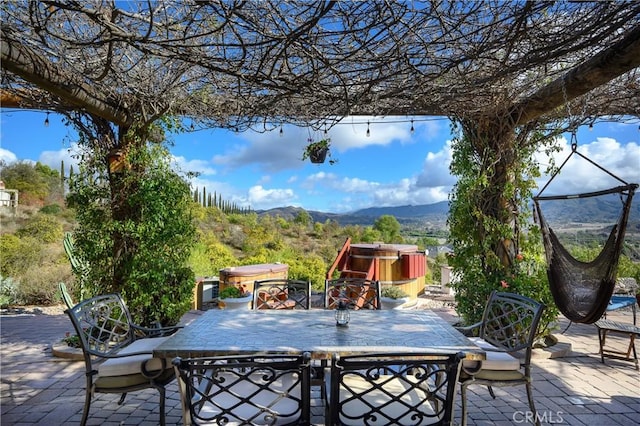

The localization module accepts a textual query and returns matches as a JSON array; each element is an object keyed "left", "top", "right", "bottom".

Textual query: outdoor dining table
[{"left": 153, "top": 309, "right": 485, "bottom": 361}]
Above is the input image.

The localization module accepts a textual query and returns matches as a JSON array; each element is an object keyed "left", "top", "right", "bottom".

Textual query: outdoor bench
[{"left": 594, "top": 319, "right": 640, "bottom": 370}]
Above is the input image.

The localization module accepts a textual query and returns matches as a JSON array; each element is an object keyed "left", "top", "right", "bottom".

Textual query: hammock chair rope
[{"left": 533, "top": 133, "right": 638, "bottom": 324}]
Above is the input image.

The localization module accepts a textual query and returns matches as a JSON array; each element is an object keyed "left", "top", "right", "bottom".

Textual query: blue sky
[{"left": 1, "top": 110, "right": 638, "bottom": 213}]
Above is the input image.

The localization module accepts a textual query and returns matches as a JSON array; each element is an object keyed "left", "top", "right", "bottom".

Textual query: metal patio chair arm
[{"left": 455, "top": 321, "right": 483, "bottom": 336}]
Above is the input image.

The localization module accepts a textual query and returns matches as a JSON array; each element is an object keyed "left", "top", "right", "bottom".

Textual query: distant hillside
[
  {"left": 530, "top": 196, "right": 639, "bottom": 225},
  {"left": 351, "top": 201, "right": 450, "bottom": 219},
  {"left": 256, "top": 202, "right": 450, "bottom": 226},
  {"left": 257, "top": 197, "right": 639, "bottom": 230}
]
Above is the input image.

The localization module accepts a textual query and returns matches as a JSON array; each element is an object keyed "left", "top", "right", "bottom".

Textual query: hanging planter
[
  {"left": 302, "top": 138, "right": 336, "bottom": 164},
  {"left": 310, "top": 146, "right": 328, "bottom": 163}
]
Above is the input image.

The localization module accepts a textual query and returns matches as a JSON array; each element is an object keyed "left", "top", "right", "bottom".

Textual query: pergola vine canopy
[{"left": 1, "top": 1, "right": 639, "bottom": 136}]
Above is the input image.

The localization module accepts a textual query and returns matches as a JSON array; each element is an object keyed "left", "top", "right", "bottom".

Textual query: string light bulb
[
  {"left": 410, "top": 119, "right": 415, "bottom": 134},
  {"left": 366, "top": 121, "right": 370, "bottom": 137},
  {"left": 44, "top": 112, "right": 50, "bottom": 127},
  {"left": 588, "top": 122, "right": 593, "bottom": 131},
  {"left": 279, "top": 125, "right": 283, "bottom": 137}
]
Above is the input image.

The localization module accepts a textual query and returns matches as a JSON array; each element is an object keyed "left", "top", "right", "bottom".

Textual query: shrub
[
  {"left": 0, "top": 235, "right": 43, "bottom": 278},
  {"left": 40, "top": 204, "right": 63, "bottom": 215},
  {"left": 189, "top": 233, "right": 238, "bottom": 277},
  {"left": 18, "top": 263, "right": 73, "bottom": 305},
  {"left": 68, "top": 142, "right": 196, "bottom": 326},
  {"left": 16, "top": 213, "right": 63, "bottom": 243},
  {"left": 0, "top": 276, "right": 19, "bottom": 307},
  {"left": 381, "top": 286, "right": 409, "bottom": 299}
]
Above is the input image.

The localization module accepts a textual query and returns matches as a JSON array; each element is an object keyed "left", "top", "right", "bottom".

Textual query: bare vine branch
[{"left": 1, "top": 1, "right": 638, "bottom": 136}]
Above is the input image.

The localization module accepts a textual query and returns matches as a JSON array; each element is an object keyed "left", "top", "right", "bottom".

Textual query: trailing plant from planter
[
  {"left": 302, "top": 138, "right": 336, "bottom": 164},
  {"left": 219, "top": 286, "right": 249, "bottom": 299}
]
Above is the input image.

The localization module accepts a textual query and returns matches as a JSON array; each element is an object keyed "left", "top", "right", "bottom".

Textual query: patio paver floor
[{"left": 1, "top": 301, "right": 638, "bottom": 425}]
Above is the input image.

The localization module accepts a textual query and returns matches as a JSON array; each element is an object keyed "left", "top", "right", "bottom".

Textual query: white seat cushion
[
  {"left": 98, "top": 336, "right": 169, "bottom": 377},
  {"left": 462, "top": 337, "right": 520, "bottom": 373},
  {"left": 338, "top": 374, "right": 439, "bottom": 426},
  {"left": 196, "top": 371, "right": 301, "bottom": 426}
]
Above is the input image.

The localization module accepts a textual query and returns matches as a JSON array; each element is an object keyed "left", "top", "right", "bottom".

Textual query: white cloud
[
  {"left": 38, "top": 145, "right": 80, "bottom": 175},
  {"left": 0, "top": 148, "right": 18, "bottom": 164},
  {"left": 329, "top": 116, "right": 411, "bottom": 151},
  {"left": 301, "top": 171, "right": 338, "bottom": 189},
  {"left": 370, "top": 178, "right": 449, "bottom": 207},
  {"left": 171, "top": 155, "right": 217, "bottom": 176},
  {"left": 212, "top": 129, "right": 310, "bottom": 173},
  {"left": 332, "top": 177, "right": 380, "bottom": 193},
  {"left": 415, "top": 139, "right": 456, "bottom": 188},
  {"left": 535, "top": 136, "right": 640, "bottom": 196},
  {"left": 247, "top": 185, "right": 297, "bottom": 210}
]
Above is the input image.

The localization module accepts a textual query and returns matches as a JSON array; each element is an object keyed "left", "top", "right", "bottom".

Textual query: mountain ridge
[{"left": 257, "top": 198, "right": 639, "bottom": 229}]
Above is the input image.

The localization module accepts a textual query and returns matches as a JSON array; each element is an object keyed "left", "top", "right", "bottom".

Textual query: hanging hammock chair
[{"left": 533, "top": 136, "right": 638, "bottom": 324}]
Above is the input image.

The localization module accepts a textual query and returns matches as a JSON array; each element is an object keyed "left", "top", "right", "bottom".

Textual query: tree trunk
[
  {"left": 460, "top": 118, "right": 519, "bottom": 270},
  {"left": 108, "top": 128, "right": 140, "bottom": 294}
]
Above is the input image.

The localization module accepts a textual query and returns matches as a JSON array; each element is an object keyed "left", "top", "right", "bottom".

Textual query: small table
[
  {"left": 153, "top": 309, "right": 485, "bottom": 361},
  {"left": 594, "top": 319, "right": 640, "bottom": 370}
]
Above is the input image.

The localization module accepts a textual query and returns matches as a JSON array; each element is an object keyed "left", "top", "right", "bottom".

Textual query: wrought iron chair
[
  {"left": 326, "top": 351, "right": 465, "bottom": 425},
  {"left": 456, "top": 291, "right": 545, "bottom": 426},
  {"left": 324, "top": 278, "right": 381, "bottom": 310},
  {"left": 64, "top": 293, "right": 181, "bottom": 426},
  {"left": 173, "top": 352, "right": 312, "bottom": 425},
  {"left": 252, "top": 278, "right": 311, "bottom": 310}
]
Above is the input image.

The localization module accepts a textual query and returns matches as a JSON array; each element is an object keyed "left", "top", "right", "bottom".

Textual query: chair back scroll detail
[
  {"left": 173, "top": 352, "right": 312, "bottom": 425},
  {"left": 67, "top": 293, "right": 137, "bottom": 359},
  {"left": 328, "top": 352, "right": 465, "bottom": 426},
  {"left": 478, "top": 291, "right": 545, "bottom": 358},
  {"left": 325, "top": 278, "right": 381, "bottom": 310},
  {"left": 253, "top": 279, "right": 312, "bottom": 310}
]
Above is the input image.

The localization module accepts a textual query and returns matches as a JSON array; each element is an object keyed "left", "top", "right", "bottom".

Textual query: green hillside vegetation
[{"left": 1, "top": 161, "right": 435, "bottom": 308}]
